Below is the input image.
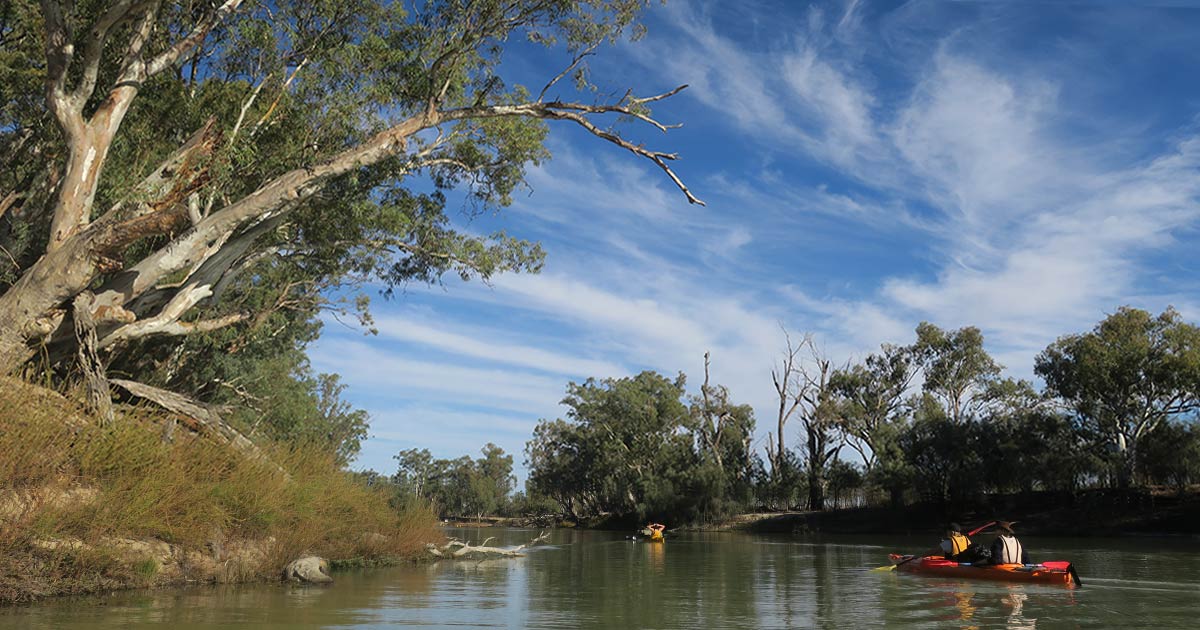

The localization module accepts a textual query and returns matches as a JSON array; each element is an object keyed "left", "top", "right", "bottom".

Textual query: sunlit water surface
[{"left": 5, "top": 528, "right": 1200, "bottom": 628}]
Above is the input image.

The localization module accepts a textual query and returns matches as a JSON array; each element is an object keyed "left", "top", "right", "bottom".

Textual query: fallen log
[
  {"left": 426, "top": 530, "right": 550, "bottom": 559},
  {"left": 109, "top": 378, "right": 287, "bottom": 478}
]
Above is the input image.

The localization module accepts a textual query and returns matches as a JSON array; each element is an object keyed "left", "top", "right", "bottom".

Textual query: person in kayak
[
  {"left": 925, "top": 522, "right": 990, "bottom": 563},
  {"left": 990, "top": 521, "right": 1028, "bottom": 565},
  {"left": 645, "top": 523, "right": 665, "bottom": 542}
]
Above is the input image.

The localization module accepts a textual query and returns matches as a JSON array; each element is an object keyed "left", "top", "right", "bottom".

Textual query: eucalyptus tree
[
  {"left": 525, "top": 418, "right": 592, "bottom": 518},
  {"left": 689, "top": 351, "right": 755, "bottom": 476},
  {"left": 688, "top": 352, "right": 756, "bottom": 514},
  {"left": 793, "top": 340, "right": 842, "bottom": 511},
  {"left": 829, "top": 343, "right": 918, "bottom": 471},
  {"left": 768, "top": 328, "right": 806, "bottom": 480},
  {"left": 1035, "top": 307, "right": 1200, "bottom": 487},
  {"left": 0, "top": 1, "right": 700, "bottom": 403},
  {"left": 1139, "top": 418, "right": 1200, "bottom": 494},
  {"left": 394, "top": 447, "right": 438, "bottom": 500},
  {"left": 393, "top": 443, "right": 516, "bottom": 518},
  {"left": 914, "top": 323, "right": 1002, "bottom": 424},
  {"left": 475, "top": 442, "right": 516, "bottom": 514},
  {"left": 527, "top": 371, "right": 700, "bottom": 520}
]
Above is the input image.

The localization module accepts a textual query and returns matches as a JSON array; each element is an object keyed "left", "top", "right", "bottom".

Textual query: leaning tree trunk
[{"left": 1, "top": 1, "right": 701, "bottom": 377}]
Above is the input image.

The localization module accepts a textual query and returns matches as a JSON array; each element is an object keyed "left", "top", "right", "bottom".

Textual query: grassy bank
[
  {"left": 0, "top": 377, "right": 439, "bottom": 604},
  {"left": 689, "top": 489, "right": 1200, "bottom": 537}
]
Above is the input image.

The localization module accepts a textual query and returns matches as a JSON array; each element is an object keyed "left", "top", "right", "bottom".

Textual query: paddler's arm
[{"left": 923, "top": 539, "right": 951, "bottom": 559}]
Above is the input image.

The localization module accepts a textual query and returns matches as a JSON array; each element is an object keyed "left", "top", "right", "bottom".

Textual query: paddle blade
[{"left": 869, "top": 564, "right": 896, "bottom": 572}]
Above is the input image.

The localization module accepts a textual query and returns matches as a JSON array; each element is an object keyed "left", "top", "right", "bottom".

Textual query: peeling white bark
[{"left": 426, "top": 531, "right": 550, "bottom": 559}]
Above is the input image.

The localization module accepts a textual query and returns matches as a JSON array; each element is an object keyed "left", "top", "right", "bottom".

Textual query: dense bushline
[
  {"left": 391, "top": 444, "right": 517, "bottom": 520},
  {"left": 522, "top": 306, "right": 1200, "bottom": 524},
  {"left": 0, "top": 377, "right": 438, "bottom": 604}
]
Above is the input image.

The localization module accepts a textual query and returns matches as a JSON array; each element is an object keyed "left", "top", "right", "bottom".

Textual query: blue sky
[{"left": 309, "top": 0, "right": 1200, "bottom": 478}]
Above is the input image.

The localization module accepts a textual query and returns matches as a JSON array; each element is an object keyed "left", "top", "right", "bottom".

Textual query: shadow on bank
[{"left": 695, "top": 488, "right": 1200, "bottom": 537}]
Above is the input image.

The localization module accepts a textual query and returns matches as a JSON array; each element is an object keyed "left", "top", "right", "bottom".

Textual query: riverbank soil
[
  {"left": 699, "top": 489, "right": 1200, "bottom": 537},
  {"left": 0, "top": 377, "right": 438, "bottom": 605}
]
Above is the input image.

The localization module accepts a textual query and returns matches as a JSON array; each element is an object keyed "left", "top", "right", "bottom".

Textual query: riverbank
[
  {"left": 687, "top": 489, "right": 1200, "bottom": 537},
  {"left": 0, "top": 377, "right": 439, "bottom": 605}
]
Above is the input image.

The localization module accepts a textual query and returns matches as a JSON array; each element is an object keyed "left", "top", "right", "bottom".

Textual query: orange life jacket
[{"left": 946, "top": 532, "right": 971, "bottom": 557}]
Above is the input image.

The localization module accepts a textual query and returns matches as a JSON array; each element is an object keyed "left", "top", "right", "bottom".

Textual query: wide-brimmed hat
[
  {"left": 947, "top": 522, "right": 963, "bottom": 533},
  {"left": 996, "top": 521, "right": 1018, "bottom": 534}
]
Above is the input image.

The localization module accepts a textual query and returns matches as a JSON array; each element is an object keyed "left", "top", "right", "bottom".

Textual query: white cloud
[
  {"left": 891, "top": 54, "right": 1065, "bottom": 237},
  {"left": 781, "top": 46, "right": 879, "bottom": 165},
  {"left": 318, "top": 1, "right": 1200, "bottom": 474},
  {"left": 881, "top": 130, "right": 1200, "bottom": 353},
  {"left": 310, "top": 339, "right": 567, "bottom": 414},
  {"left": 370, "top": 313, "right": 626, "bottom": 378},
  {"left": 632, "top": 3, "right": 1200, "bottom": 371}
]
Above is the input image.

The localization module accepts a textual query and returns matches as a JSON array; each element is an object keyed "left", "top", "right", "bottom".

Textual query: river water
[{"left": 5, "top": 528, "right": 1200, "bottom": 628}]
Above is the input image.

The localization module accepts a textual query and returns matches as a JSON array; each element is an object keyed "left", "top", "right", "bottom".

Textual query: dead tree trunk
[
  {"left": 797, "top": 343, "right": 843, "bottom": 512},
  {"left": 771, "top": 327, "right": 806, "bottom": 480},
  {"left": 72, "top": 292, "right": 113, "bottom": 424},
  {"left": 426, "top": 531, "right": 550, "bottom": 560}
]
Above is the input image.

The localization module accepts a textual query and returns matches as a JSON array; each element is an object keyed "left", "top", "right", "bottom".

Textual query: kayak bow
[{"left": 887, "top": 554, "right": 1079, "bottom": 587}]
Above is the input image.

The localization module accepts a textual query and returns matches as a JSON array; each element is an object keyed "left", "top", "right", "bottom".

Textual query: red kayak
[{"left": 888, "top": 554, "right": 1081, "bottom": 587}]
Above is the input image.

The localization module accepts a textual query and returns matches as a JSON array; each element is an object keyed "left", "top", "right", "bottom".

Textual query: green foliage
[
  {"left": 830, "top": 322, "right": 1097, "bottom": 506},
  {"left": 527, "top": 372, "right": 694, "bottom": 520},
  {"left": 830, "top": 343, "right": 917, "bottom": 470},
  {"left": 2, "top": 0, "right": 671, "bottom": 467},
  {"left": 914, "top": 322, "right": 1002, "bottom": 423},
  {"left": 505, "top": 490, "right": 560, "bottom": 517},
  {"left": 527, "top": 370, "right": 758, "bottom": 522},
  {"left": 1138, "top": 418, "right": 1200, "bottom": 493},
  {"left": 825, "top": 459, "right": 864, "bottom": 509},
  {"left": 517, "top": 308, "right": 1200, "bottom": 517},
  {"left": 754, "top": 448, "right": 805, "bottom": 511},
  {"left": 688, "top": 373, "right": 757, "bottom": 514},
  {"left": 393, "top": 443, "right": 515, "bottom": 518},
  {"left": 899, "top": 397, "right": 985, "bottom": 504},
  {"left": 1036, "top": 307, "right": 1200, "bottom": 486}
]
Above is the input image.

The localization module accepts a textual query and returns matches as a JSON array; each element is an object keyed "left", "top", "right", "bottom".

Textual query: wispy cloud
[
  {"left": 370, "top": 313, "right": 627, "bottom": 378},
  {"left": 310, "top": 339, "right": 568, "bottom": 414},
  {"left": 632, "top": 1, "right": 1200, "bottom": 363},
  {"left": 313, "top": 0, "right": 1200, "bottom": 474}
]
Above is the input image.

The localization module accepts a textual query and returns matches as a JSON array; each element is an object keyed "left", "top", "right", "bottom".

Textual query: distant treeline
[{"left": 390, "top": 306, "right": 1200, "bottom": 523}]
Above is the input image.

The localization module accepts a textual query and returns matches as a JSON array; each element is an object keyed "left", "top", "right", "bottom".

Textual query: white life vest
[{"left": 995, "top": 535, "right": 1024, "bottom": 564}]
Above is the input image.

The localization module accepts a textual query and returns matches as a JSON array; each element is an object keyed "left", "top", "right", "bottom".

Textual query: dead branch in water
[{"left": 426, "top": 530, "right": 550, "bottom": 559}]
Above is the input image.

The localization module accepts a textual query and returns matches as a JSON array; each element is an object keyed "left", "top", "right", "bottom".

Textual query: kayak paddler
[
  {"left": 927, "top": 522, "right": 972, "bottom": 561},
  {"left": 990, "top": 521, "right": 1028, "bottom": 565},
  {"left": 645, "top": 523, "right": 665, "bottom": 542}
]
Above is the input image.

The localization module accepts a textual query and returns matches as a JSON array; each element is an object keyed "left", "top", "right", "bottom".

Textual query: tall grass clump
[{"left": 0, "top": 377, "right": 438, "bottom": 602}]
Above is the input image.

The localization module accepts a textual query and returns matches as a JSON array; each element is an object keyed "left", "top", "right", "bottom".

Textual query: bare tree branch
[
  {"left": 144, "top": 0, "right": 245, "bottom": 78},
  {"left": 627, "top": 84, "right": 689, "bottom": 107},
  {"left": 537, "top": 43, "right": 597, "bottom": 102},
  {"left": 0, "top": 81, "right": 700, "bottom": 372},
  {"left": 109, "top": 377, "right": 285, "bottom": 477}
]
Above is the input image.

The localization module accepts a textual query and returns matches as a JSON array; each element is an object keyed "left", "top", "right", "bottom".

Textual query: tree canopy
[
  {"left": 0, "top": 1, "right": 698, "bottom": 461},
  {"left": 1036, "top": 307, "right": 1200, "bottom": 485},
  {"left": 394, "top": 443, "right": 515, "bottom": 519},
  {"left": 527, "top": 370, "right": 759, "bottom": 522}
]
